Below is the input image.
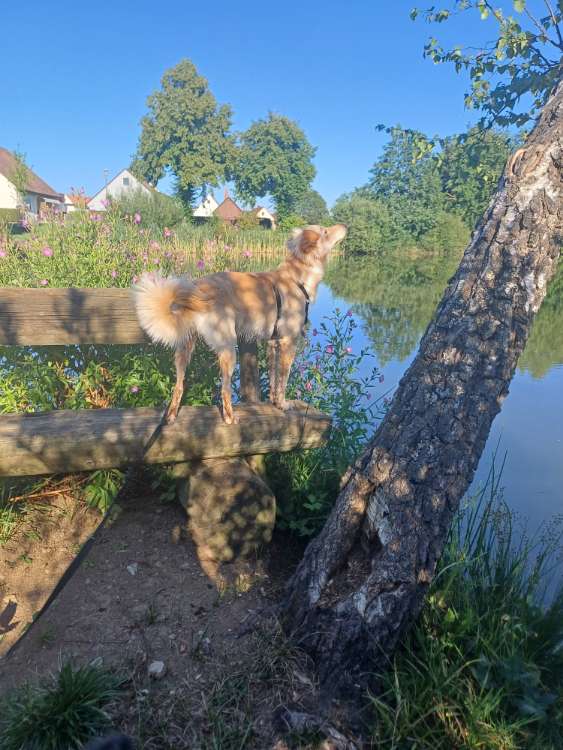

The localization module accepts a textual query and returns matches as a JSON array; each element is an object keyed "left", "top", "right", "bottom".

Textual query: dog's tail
[{"left": 133, "top": 272, "right": 208, "bottom": 348}]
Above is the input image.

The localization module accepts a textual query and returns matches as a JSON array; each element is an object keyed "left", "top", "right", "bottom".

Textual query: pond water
[{"left": 315, "top": 253, "right": 563, "bottom": 532}]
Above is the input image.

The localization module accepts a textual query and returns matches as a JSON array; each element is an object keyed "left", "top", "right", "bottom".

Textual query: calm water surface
[{"left": 316, "top": 255, "right": 563, "bottom": 530}]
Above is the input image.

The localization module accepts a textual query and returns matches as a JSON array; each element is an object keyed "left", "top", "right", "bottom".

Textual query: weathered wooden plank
[
  {"left": 0, "top": 402, "right": 332, "bottom": 477},
  {"left": 0, "top": 288, "right": 147, "bottom": 345}
]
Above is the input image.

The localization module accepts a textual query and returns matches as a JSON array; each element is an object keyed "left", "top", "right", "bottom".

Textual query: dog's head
[{"left": 287, "top": 224, "right": 347, "bottom": 261}]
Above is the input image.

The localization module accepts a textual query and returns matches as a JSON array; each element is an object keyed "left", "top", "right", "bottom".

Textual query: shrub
[
  {"left": 419, "top": 210, "right": 470, "bottom": 253},
  {"left": 266, "top": 308, "right": 383, "bottom": 536},
  {"left": 370, "top": 472, "right": 563, "bottom": 749},
  {"left": 332, "top": 192, "right": 406, "bottom": 254},
  {"left": 0, "top": 662, "right": 125, "bottom": 750},
  {"left": 111, "top": 188, "right": 185, "bottom": 229}
]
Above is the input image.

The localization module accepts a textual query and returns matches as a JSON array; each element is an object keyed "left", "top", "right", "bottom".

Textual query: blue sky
[{"left": 1, "top": 1, "right": 511, "bottom": 206}]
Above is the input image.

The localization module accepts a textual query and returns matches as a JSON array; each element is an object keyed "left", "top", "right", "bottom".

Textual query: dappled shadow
[{"left": 0, "top": 288, "right": 148, "bottom": 345}]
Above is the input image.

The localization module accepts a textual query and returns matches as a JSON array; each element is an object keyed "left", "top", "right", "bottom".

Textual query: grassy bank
[{"left": 1, "top": 474, "right": 561, "bottom": 749}]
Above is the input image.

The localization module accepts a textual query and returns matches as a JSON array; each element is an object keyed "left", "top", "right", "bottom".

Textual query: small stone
[
  {"left": 148, "top": 660, "right": 166, "bottom": 680},
  {"left": 127, "top": 563, "right": 138, "bottom": 576}
]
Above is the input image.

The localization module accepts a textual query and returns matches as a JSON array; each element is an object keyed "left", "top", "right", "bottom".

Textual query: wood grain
[
  {"left": 0, "top": 402, "right": 332, "bottom": 476},
  {"left": 0, "top": 288, "right": 147, "bottom": 345}
]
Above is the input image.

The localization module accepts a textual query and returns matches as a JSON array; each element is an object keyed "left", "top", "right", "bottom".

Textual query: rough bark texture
[{"left": 282, "top": 78, "right": 563, "bottom": 695}]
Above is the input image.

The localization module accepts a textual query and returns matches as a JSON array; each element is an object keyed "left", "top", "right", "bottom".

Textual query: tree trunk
[{"left": 281, "top": 78, "right": 563, "bottom": 696}]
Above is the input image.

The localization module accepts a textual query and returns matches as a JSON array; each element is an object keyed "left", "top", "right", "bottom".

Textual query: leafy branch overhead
[{"left": 411, "top": 0, "right": 563, "bottom": 127}]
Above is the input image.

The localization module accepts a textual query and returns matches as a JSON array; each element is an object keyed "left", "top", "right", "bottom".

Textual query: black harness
[{"left": 270, "top": 281, "right": 310, "bottom": 340}]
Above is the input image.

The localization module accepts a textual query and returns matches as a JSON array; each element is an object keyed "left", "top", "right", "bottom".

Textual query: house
[
  {"left": 87, "top": 168, "right": 152, "bottom": 211},
  {"left": 0, "top": 147, "right": 64, "bottom": 218},
  {"left": 193, "top": 194, "right": 219, "bottom": 219},
  {"left": 252, "top": 205, "right": 276, "bottom": 229},
  {"left": 64, "top": 191, "right": 91, "bottom": 212},
  {"left": 214, "top": 190, "right": 243, "bottom": 225}
]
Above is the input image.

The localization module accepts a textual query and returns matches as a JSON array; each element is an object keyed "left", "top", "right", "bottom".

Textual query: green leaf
[{"left": 513, "top": 0, "right": 525, "bottom": 12}]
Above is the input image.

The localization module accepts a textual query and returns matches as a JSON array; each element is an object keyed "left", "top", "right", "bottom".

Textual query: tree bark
[{"left": 281, "top": 77, "right": 563, "bottom": 696}]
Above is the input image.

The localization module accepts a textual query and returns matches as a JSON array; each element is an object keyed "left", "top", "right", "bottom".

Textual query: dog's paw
[{"left": 222, "top": 411, "right": 239, "bottom": 425}]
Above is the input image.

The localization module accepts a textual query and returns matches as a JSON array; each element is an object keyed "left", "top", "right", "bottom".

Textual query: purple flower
[
  {"left": 150, "top": 241, "right": 161, "bottom": 251},
  {"left": 295, "top": 389, "right": 302, "bottom": 399},
  {"left": 305, "top": 380, "right": 313, "bottom": 392},
  {"left": 346, "top": 346, "right": 352, "bottom": 354},
  {"left": 101, "top": 198, "right": 110, "bottom": 208},
  {"left": 20, "top": 217, "right": 31, "bottom": 231},
  {"left": 243, "top": 249, "right": 252, "bottom": 258},
  {"left": 134, "top": 212, "right": 142, "bottom": 224},
  {"left": 367, "top": 393, "right": 372, "bottom": 401},
  {"left": 163, "top": 227, "right": 172, "bottom": 238},
  {"left": 111, "top": 270, "right": 118, "bottom": 279},
  {"left": 42, "top": 246, "right": 53, "bottom": 257},
  {"left": 197, "top": 259, "right": 205, "bottom": 270},
  {"left": 132, "top": 275, "right": 139, "bottom": 284},
  {"left": 130, "top": 385, "right": 140, "bottom": 394},
  {"left": 40, "top": 278, "right": 49, "bottom": 286},
  {"left": 224, "top": 244, "right": 232, "bottom": 251},
  {"left": 312, "top": 328, "right": 318, "bottom": 337},
  {"left": 0, "top": 250, "right": 6, "bottom": 258},
  {"left": 325, "top": 344, "right": 334, "bottom": 354},
  {"left": 379, "top": 374, "right": 385, "bottom": 383},
  {"left": 346, "top": 309, "right": 353, "bottom": 317}
]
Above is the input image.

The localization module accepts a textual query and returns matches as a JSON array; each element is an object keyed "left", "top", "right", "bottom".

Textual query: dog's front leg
[
  {"left": 165, "top": 338, "right": 195, "bottom": 424},
  {"left": 269, "top": 337, "right": 296, "bottom": 411},
  {"left": 218, "top": 347, "right": 238, "bottom": 424}
]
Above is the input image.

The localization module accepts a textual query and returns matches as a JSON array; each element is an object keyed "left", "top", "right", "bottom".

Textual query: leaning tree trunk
[{"left": 282, "top": 77, "right": 563, "bottom": 696}]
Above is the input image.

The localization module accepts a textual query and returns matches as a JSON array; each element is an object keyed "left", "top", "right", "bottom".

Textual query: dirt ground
[{"left": 0, "top": 482, "right": 351, "bottom": 748}]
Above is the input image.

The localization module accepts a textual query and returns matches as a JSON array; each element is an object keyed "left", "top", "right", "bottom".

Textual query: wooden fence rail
[{"left": 0, "top": 288, "right": 332, "bottom": 477}]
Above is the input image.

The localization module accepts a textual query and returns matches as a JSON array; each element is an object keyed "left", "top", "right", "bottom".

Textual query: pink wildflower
[
  {"left": 40, "top": 279, "right": 49, "bottom": 286},
  {"left": 42, "top": 246, "right": 53, "bottom": 257},
  {"left": 325, "top": 344, "right": 334, "bottom": 354},
  {"left": 243, "top": 249, "right": 252, "bottom": 258},
  {"left": 111, "top": 270, "right": 118, "bottom": 279},
  {"left": 132, "top": 275, "right": 139, "bottom": 284},
  {"left": 305, "top": 381, "right": 313, "bottom": 392},
  {"left": 346, "top": 309, "right": 353, "bottom": 317},
  {"left": 0, "top": 250, "right": 6, "bottom": 258},
  {"left": 150, "top": 241, "right": 161, "bottom": 251},
  {"left": 312, "top": 328, "right": 318, "bottom": 336},
  {"left": 379, "top": 374, "right": 385, "bottom": 383},
  {"left": 130, "top": 385, "right": 140, "bottom": 394},
  {"left": 197, "top": 259, "right": 205, "bottom": 270},
  {"left": 163, "top": 227, "right": 172, "bottom": 238},
  {"left": 134, "top": 212, "right": 141, "bottom": 225}
]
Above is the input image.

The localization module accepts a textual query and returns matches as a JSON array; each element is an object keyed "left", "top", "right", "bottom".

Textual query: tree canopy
[
  {"left": 412, "top": 0, "right": 563, "bottom": 127},
  {"left": 233, "top": 113, "right": 316, "bottom": 217},
  {"left": 131, "top": 60, "right": 234, "bottom": 207},
  {"left": 293, "top": 189, "right": 330, "bottom": 224}
]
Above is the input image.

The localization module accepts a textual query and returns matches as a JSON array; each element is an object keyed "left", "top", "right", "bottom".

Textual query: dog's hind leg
[
  {"left": 217, "top": 347, "right": 238, "bottom": 425},
  {"left": 165, "top": 337, "right": 195, "bottom": 424}
]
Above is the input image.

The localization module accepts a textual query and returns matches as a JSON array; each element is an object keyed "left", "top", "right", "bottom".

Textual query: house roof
[
  {"left": 0, "top": 147, "right": 61, "bottom": 199},
  {"left": 214, "top": 197, "right": 243, "bottom": 220}
]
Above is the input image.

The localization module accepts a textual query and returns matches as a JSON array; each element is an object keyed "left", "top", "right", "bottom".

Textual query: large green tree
[
  {"left": 438, "top": 126, "right": 516, "bottom": 226},
  {"left": 293, "top": 188, "right": 330, "bottom": 224},
  {"left": 131, "top": 60, "right": 234, "bottom": 207},
  {"left": 233, "top": 113, "right": 316, "bottom": 217},
  {"left": 368, "top": 126, "right": 445, "bottom": 239},
  {"left": 412, "top": 0, "right": 563, "bottom": 128}
]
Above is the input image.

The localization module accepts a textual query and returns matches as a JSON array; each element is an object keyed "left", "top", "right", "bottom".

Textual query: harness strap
[
  {"left": 269, "top": 280, "right": 310, "bottom": 340},
  {"left": 271, "top": 283, "right": 283, "bottom": 340}
]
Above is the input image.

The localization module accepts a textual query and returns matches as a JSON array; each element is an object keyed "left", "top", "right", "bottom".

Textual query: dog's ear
[{"left": 300, "top": 229, "right": 320, "bottom": 254}]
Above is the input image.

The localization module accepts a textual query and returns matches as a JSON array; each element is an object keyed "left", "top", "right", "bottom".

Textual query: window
[{"left": 123, "top": 177, "right": 130, "bottom": 186}]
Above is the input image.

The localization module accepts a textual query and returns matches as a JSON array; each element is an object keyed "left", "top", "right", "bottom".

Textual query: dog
[{"left": 133, "top": 224, "right": 347, "bottom": 424}]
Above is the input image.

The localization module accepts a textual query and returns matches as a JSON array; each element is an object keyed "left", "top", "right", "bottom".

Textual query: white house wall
[
  {"left": 0, "top": 173, "right": 19, "bottom": 209},
  {"left": 88, "top": 170, "right": 152, "bottom": 211}
]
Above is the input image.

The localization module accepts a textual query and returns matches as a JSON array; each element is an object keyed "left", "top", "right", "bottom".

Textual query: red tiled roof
[
  {"left": 214, "top": 197, "right": 243, "bottom": 220},
  {"left": 0, "top": 147, "right": 61, "bottom": 199}
]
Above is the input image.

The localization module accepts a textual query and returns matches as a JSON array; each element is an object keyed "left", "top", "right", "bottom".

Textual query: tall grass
[{"left": 370, "top": 466, "right": 563, "bottom": 749}]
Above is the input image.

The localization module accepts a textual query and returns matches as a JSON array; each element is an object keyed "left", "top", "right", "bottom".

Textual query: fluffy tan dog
[{"left": 133, "top": 224, "right": 347, "bottom": 424}]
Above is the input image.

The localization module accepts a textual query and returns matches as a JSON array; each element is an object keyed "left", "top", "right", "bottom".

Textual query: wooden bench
[{"left": 0, "top": 287, "right": 332, "bottom": 577}]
